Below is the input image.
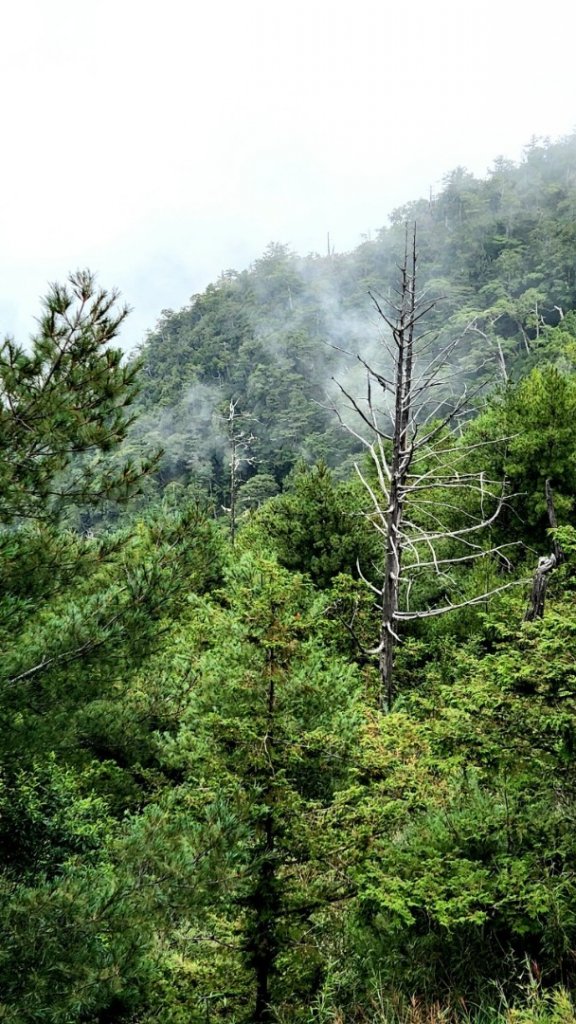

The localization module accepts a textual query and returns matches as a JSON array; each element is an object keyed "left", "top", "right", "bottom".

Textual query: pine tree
[
  {"left": 161, "top": 555, "right": 362, "bottom": 1022},
  {"left": 0, "top": 270, "right": 154, "bottom": 524}
]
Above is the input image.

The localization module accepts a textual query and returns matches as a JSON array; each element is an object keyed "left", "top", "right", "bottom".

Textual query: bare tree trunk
[
  {"left": 229, "top": 428, "right": 238, "bottom": 545},
  {"left": 225, "top": 399, "right": 255, "bottom": 545},
  {"left": 379, "top": 229, "right": 417, "bottom": 709},
  {"left": 380, "top": 472, "right": 401, "bottom": 709}
]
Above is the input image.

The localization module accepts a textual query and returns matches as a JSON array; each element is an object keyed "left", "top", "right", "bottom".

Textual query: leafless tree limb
[{"left": 333, "top": 224, "right": 513, "bottom": 710}]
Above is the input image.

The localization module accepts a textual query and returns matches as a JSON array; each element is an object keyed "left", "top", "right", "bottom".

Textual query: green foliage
[
  {"left": 508, "top": 987, "right": 576, "bottom": 1024},
  {"left": 0, "top": 756, "right": 110, "bottom": 879},
  {"left": 130, "top": 131, "right": 576, "bottom": 510},
  {"left": 238, "top": 471, "right": 281, "bottom": 510},
  {"left": 154, "top": 554, "right": 363, "bottom": 1021},
  {"left": 0, "top": 278, "right": 231, "bottom": 1022},
  {"left": 8, "top": 140, "right": 576, "bottom": 1022},
  {"left": 0, "top": 503, "right": 228, "bottom": 1021},
  {"left": 242, "top": 461, "right": 379, "bottom": 588},
  {"left": 465, "top": 367, "right": 576, "bottom": 539},
  {"left": 344, "top": 596, "right": 576, "bottom": 1003},
  {"left": 0, "top": 271, "right": 155, "bottom": 523}
]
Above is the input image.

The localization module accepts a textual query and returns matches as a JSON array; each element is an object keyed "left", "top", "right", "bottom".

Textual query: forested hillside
[
  {"left": 3, "top": 134, "right": 576, "bottom": 1024},
  {"left": 131, "top": 132, "right": 576, "bottom": 512}
]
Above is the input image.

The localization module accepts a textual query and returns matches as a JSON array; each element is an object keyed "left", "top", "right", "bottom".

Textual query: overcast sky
[{"left": 1, "top": 0, "right": 575, "bottom": 349}]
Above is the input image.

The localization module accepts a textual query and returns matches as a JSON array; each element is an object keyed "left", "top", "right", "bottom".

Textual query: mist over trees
[
  {"left": 132, "top": 132, "right": 576, "bottom": 517},
  {"left": 4, "top": 133, "right": 576, "bottom": 1023}
]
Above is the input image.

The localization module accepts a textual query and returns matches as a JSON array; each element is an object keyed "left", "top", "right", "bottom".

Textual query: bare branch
[
  {"left": 395, "top": 578, "right": 530, "bottom": 620},
  {"left": 332, "top": 378, "right": 394, "bottom": 443},
  {"left": 398, "top": 542, "right": 519, "bottom": 575}
]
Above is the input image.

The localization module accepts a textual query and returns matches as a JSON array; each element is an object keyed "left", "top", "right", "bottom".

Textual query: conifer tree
[
  {"left": 0, "top": 269, "right": 153, "bottom": 524},
  {"left": 164, "top": 556, "right": 361, "bottom": 1022}
]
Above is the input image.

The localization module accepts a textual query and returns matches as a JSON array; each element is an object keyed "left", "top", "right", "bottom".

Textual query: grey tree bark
[
  {"left": 335, "top": 225, "right": 523, "bottom": 710},
  {"left": 524, "top": 479, "right": 564, "bottom": 621}
]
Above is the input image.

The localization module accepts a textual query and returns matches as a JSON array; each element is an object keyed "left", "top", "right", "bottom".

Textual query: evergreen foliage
[
  {"left": 133, "top": 133, "right": 576, "bottom": 506},
  {"left": 0, "top": 271, "right": 155, "bottom": 522},
  {"left": 5, "top": 135, "right": 576, "bottom": 1022}
]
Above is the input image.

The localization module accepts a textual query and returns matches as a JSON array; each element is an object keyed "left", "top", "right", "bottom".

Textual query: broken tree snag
[
  {"left": 524, "top": 553, "right": 558, "bottom": 621},
  {"left": 524, "top": 479, "right": 564, "bottom": 621}
]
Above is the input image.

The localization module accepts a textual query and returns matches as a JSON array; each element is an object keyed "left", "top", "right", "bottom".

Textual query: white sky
[{"left": 1, "top": 0, "right": 575, "bottom": 349}]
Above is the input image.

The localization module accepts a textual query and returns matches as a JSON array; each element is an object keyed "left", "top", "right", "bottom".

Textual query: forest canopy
[{"left": 3, "top": 133, "right": 576, "bottom": 1023}]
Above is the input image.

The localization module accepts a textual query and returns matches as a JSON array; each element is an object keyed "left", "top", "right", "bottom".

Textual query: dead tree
[
  {"left": 524, "top": 479, "right": 564, "bottom": 621},
  {"left": 224, "top": 399, "right": 255, "bottom": 544},
  {"left": 335, "top": 226, "right": 524, "bottom": 711}
]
